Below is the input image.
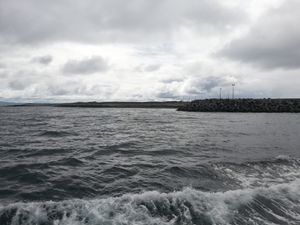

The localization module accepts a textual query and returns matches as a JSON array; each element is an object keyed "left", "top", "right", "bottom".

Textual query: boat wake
[{"left": 1, "top": 157, "right": 300, "bottom": 225}]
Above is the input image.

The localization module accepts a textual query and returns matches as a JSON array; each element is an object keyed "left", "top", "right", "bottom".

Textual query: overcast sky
[{"left": 0, "top": 0, "right": 299, "bottom": 102}]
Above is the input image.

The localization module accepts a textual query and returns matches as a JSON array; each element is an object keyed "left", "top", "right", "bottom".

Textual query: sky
[{"left": 0, "top": 0, "right": 299, "bottom": 102}]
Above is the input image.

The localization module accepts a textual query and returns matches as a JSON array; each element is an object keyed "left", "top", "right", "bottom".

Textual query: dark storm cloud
[
  {"left": 219, "top": 0, "right": 300, "bottom": 70},
  {"left": 62, "top": 56, "right": 109, "bottom": 75},
  {"left": 0, "top": 0, "right": 247, "bottom": 44},
  {"left": 31, "top": 55, "right": 53, "bottom": 65}
]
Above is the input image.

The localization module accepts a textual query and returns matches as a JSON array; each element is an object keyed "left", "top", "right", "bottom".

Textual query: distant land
[
  {"left": 0, "top": 101, "right": 16, "bottom": 106},
  {"left": 10, "top": 101, "right": 187, "bottom": 109},
  {"left": 3, "top": 99, "right": 300, "bottom": 112},
  {"left": 178, "top": 98, "right": 300, "bottom": 112}
]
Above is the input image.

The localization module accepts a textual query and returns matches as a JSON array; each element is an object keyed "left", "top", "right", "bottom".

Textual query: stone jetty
[{"left": 177, "top": 99, "right": 300, "bottom": 112}]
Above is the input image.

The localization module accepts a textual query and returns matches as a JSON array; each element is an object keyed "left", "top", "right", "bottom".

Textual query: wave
[
  {"left": 213, "top": 156, "right": 300, "bottom": 189},
  {"left": 1, "top": 179, "right": 300, "bottom": 225},
  {"left": 1, "top": 156, "right": 300, "bottom": 225}
]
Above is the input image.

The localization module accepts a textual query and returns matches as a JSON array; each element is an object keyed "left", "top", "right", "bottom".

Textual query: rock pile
[{"left": 177, "top": 99, "right": 300, "bottom": 112}]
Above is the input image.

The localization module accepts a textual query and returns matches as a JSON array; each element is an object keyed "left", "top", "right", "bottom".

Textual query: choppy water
[{"left": 0, "top": 107, "right": 300, "bottom": 225}]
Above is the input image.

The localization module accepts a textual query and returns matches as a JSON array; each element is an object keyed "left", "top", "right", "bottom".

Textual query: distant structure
[
  {"left": 178, "top": 98, "right": 300, "bottom": 112},
  {"left": 232, "top": 83, "right": 235, "bottom": 99},
  {"left": 219, "top": 88, "right": 222, "bottom": 99}
]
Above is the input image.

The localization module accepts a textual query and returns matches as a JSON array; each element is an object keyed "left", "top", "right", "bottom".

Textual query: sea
[{"left": 0, "top": 107, "right": 300, "bottom": 225}]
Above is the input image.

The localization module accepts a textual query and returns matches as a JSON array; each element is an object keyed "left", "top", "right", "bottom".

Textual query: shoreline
[
  {"left": 8, "top": 101, "right": 187, "bottom": 109},
  {"left": 3, "top": 98, "right": 300, "bottom": 112}
]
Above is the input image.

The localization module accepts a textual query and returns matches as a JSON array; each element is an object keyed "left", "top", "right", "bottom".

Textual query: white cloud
[{"left": 0, "top": 0, "right": 299, "bottom": 101}]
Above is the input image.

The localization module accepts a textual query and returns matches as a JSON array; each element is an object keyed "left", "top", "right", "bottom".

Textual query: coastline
[
  {"left": 4, "top": 99, "right": 300, "bottom": 112},
  {"left": 9, "top": 101, "right": 187, "bottom": 109}
]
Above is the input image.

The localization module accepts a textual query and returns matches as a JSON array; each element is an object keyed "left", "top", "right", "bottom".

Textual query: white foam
[
  {"left": 1, "top": 179, "right": 300, "bottom": 225},
  {"left": 213, "top": 158, "right": 300, "bottom": 189}
]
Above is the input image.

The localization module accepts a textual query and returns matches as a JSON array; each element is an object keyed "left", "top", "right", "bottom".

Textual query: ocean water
[{"left": 0, "top": 107, "right": 300, "bottom": 225}]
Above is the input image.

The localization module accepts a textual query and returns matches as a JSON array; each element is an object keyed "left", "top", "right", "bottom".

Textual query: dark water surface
[{"left": 0, "top": 107, "right": 300, "bottom": 224}]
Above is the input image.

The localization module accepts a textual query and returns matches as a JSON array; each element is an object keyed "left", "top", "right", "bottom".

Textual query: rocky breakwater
[{"left": 177, "top": 99, "right": 300, "bottom": 112}]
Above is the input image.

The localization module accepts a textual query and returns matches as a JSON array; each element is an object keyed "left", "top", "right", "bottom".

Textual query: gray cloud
[
  {"left": 0, "top": 62, "right": 6, "bottom": 69},
  {"left": 201, "top": 76, "right": 225, "bottom": 92},
  {"left": 9, "top": 80, "right": 28, "bottom": 90},
  {"left": 41, "top": 81, "right": 117, "bottom": 100},
  {"left": 156, "top": 91, "right": 180, "bottom": 100},
  {"left": 219, "top": 0, "right": 300, "bottom": 70},
  {"left": 0, "top": 0, "right": 247, "bottom": 45},
  {"left": 136, "top": 64, "right": 161, "bottom": 72},
  {"left": 0, "top": 71, "right": 7, "bottom": 79},
  {"left": 45, "top": 82, "right": 87, "bottom": 96},
  {"left": 161, "top": 77, "right": 184, "bottom": 84},
  {"left": 186, "top": 76, "right": 230, "bottom": 95},
  {"left": 144, "top": 64, "right": 161, "bottom": 72},
  {"left": 7, "top": 70, "right": 36, "bottom": 90},
  {"left": 31, "top": 55, "right": 53, "bottom": 65},
  {"left": 1, "top": 67, "right": 117, "bottom": 100},
  {"left": 62, "top": 56, "right": 109, "bottom": 75}
]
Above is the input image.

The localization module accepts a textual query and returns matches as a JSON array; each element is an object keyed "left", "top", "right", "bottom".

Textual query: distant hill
[
  {"left": 56, "top": 101, "right": 186, "bottom": 108},
  {"left": 11, "top": 101, "right": 187, "bottom": 108}
]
